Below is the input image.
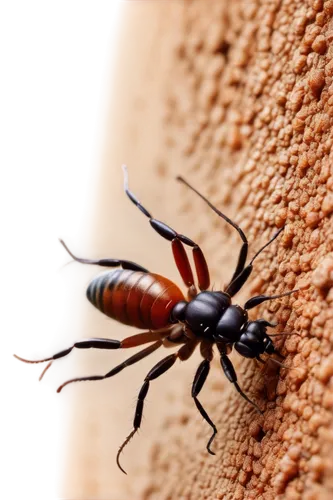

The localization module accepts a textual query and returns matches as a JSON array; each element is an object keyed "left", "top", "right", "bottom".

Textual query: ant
[{"left": 15, "top": 166, "right": 298, "bottom": 473}]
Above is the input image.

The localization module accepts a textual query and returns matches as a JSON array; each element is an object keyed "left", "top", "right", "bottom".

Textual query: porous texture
[
  {"left": 62, "top": 1, "right": 333, "bottom": 498},
  {"left": 138, "top": 1, "right": 333, "bottom": 499}
]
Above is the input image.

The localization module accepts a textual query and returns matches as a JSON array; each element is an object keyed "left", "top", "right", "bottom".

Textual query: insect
[{"left": 15, "top": 166, "right": 298, "bottom": 474}]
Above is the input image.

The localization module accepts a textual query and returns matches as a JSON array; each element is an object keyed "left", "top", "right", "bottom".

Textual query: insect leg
[
  {"left": 192, "top": 348, "right": 217, "bottom": 455},
  {"left": 225, "top": 227, "right": 284, "bottom": 297},
  {"left": 177, "top": 176, "right": 249, "bottom": 286},
  {"left": 116, "top": 338, "right": 198, "bottom": 474},
  {"left": 57, "top": 340, "right": 163, "bottom": 393},
  {"left": 123, "top": 165, "right": 209, "bottom": 292},
  {"left": 218, "top": 347, "right": 263, "bottom": 414},
  {"left": 116, "top": 353, "right": 178, "bottom": 474},
  {"left": 60, "top": 239, "right": 148, "bottom": 272},
  {"left": 11, "top": 328, "right": 172, "bottom": 366},
  {"left": 244, "top": 289, "right": 298, "bottom": 310}
]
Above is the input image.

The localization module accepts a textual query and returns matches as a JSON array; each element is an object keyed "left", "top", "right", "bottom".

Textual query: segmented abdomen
[{"left": 86, "top": 270, "right": 185, "bottom": 330}]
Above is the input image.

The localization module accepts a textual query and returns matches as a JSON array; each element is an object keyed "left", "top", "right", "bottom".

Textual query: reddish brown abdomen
[{"left": 86, "top": 270, "right": 185, "bottom": 330}]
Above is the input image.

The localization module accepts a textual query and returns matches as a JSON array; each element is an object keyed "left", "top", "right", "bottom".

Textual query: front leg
[
  {"left": 191, "top": 356, "right": 217, "bottom": 455},
  {"left": 244, "top": 289, "right": 298, "bottom": 310},
  {"left": 217, "top": 344, "right": 263, "bottom": 414}
]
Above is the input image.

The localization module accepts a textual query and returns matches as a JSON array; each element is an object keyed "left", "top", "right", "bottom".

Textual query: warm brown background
[{"left": 62, "top": 1, "right": 333, "bottom": 499}]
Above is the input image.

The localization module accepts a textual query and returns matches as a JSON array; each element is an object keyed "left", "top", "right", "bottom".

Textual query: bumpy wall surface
[{"left": 64, "top": 2, "right": 333, "bottom": 499}]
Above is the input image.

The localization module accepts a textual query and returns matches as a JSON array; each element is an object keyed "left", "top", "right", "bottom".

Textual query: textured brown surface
[{"left": 63, "top": 1, "right": 333, "bottom": 499}]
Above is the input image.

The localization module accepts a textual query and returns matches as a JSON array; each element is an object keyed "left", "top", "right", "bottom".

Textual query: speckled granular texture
[{"left": 140, "top": 1, "right": 333, "bottom": 499}]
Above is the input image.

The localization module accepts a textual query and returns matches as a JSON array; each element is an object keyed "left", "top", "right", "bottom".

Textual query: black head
[
  {"left": 234, "top": 320, "right": 276, "bottom": 358},
  {"left": 170, "top": 291, "right": 231, "bottom": 337}
]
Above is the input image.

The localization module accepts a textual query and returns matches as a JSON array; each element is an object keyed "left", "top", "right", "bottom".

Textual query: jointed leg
[
  {"left": 225, "top": 227, "right": 284, "bottom": 297},
  {"left": 11, "top": 325, "right": 171, "bottom": 366},
  {"left": 191, "top": 343, "right": 217, "bottom": 455},
  {"left": 57, "top": 340, "right": 163, "bottom": 392},
  {"left": 177, "top": 176, "right": 249, "bottom": 286},
  {"left": 173, "top": 176, "right": 286, "bottom": 298},
  {"left": 116, "top": 338, "right": 198, "bottom": 474},
  {"left": 15, "top": 326, "right": 184, "bottom": 394},
  {"left": 60, "top": 239, "right": 148, "bottom": 272},
  {"left": 123, "top": 165, "right": 210, "bottom": 292},
  {"left": 244, "top": 289, "right": 298, "bottom": 310},
  {"left": 217, "top": 344, "right": 263, "bottom": 414}
]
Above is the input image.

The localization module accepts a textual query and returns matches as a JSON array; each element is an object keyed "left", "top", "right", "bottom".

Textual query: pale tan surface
[{"left": 62, "top": 1, "right": 333, "bottom": 499}]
